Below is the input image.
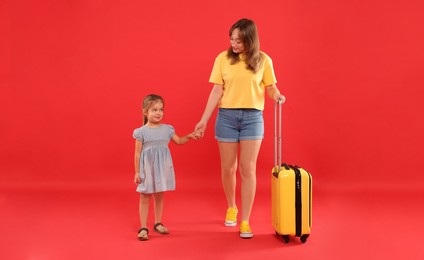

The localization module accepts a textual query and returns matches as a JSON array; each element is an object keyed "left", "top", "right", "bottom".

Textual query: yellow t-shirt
[{"left": 209, "top": 50, "right": 277, "bottom": 111}]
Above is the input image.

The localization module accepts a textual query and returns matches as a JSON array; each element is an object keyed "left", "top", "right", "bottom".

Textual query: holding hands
[
  {"left": 193, "top": 120, "right": 206, "bottom": 140},
  {"left": 188, "top": 131, "right": 200, "bottom": 140}
]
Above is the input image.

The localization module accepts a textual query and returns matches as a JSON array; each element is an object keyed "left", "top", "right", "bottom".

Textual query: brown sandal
[
  {"left": 153, "top": 223, "right": 169, "bottom": 235},
  {"left": 137, "top": 228, "right": 149, "bottom": 241}
]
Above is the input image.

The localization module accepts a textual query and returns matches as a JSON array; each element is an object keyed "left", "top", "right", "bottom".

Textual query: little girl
[{"left": 133, "top": 94, "right": 196, "bottom": 241}]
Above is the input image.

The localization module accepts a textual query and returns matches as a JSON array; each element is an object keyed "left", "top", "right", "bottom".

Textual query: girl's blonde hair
[
  {"left": 142, "top": 94, "right": 164, "bottom": 125},
  {"left": 226, "top": 18, "right": 262, "bottom": 73}
]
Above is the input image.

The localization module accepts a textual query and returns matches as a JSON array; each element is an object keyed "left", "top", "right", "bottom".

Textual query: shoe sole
[
  {"left": 240, "top": 233, "right": 253, "bottom": 239},
  {"left": 154, "top": 228, "right": 170, "bottom": 235},
  {"left": 224, "top": 221, "right": 237, "bottom": 227}
]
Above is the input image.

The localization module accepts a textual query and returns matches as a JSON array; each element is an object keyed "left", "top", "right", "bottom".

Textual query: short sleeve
[
  {"left": 133, "top": 128, "right": 143, "bottom": 142},
  {"left": 209, "top": 52, "right": 225, "bottom": 85},
  {"left": 261, "top": 54, "right": 277, "bottom": 86},
  {"left": 168, "top": 125, "right": 175, "bottom": 139}
]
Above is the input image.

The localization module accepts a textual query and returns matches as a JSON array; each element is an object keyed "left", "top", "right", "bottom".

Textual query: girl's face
[
  {"left": 144, "top": 101, "right": 164, "bottom": 125},
  {"left": 230, "top": 28, "right": 245, "bottom": 54}
]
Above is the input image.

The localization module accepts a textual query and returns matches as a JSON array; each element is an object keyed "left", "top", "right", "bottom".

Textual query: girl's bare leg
[
  {"left": 139, "top": 193, "right": 151, "bottom": 228},
  {"left": 153, "top": 192, "right": 164, "bottom": 224}
]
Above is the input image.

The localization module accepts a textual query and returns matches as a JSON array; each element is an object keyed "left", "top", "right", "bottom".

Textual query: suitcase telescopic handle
[{"left": 274, "top": 100, "right": 283, "bottom": 173}]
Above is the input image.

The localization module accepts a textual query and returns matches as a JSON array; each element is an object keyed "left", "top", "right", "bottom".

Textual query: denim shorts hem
[
  {"left": 239, "top": 135, "right": 264, "bottom": 141},
  {"left": 215, "top": 135, "right": 263, "bottom": 142},
  {"left": 215, "top": 136, "right": 238, "bottom": 142}
]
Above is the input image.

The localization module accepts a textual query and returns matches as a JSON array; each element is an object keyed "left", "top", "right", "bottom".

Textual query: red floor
[{"left": 1, "top": 174, "right": 423, "bottom": 260}]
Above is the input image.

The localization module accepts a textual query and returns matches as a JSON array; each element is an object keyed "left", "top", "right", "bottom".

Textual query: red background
[{"left": 1, "top": 0, "right": 423, "bottom": 259}]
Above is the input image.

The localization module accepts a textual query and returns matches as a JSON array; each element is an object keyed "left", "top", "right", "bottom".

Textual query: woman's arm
[
  {"left": 195, "top": 84, "right": 223, "bottom": 137},
  {"left": 266, "top": 84, "right": 286, "bottom": 103}
]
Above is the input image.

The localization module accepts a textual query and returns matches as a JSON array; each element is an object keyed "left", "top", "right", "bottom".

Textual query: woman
[{"left": 195, "top": 18, "right": 286, "bottom": 238}]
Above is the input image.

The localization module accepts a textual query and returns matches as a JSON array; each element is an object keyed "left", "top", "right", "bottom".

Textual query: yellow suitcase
[{"left": 272, "top": 101, "right": 312, "bottom": 243}]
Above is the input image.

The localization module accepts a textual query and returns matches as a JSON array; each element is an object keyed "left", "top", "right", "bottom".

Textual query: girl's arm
[
  {"left": 266, "top": 84, "right": 286, "bottom": 103},
  {"left": 195, "top": 84, "right": 223, "bottom": 137},
  {"left": 171, "top": 132, "right": 196, "bottom": 145},
  {"left": 134, "top": 140, "right": 142, "bottom": 184}
]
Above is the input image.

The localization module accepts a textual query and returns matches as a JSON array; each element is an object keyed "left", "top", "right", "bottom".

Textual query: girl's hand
[
  {"left": 189, "top": 132, "right": 199, "bottom": 139},
  {"left": 193, "top": 132, "right": 201, "bottom": 139},
  {"left": 134, "top": 173, "right": 142, "bottom": 185}
]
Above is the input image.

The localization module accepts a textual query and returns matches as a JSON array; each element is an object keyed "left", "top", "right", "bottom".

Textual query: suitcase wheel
[
  {"left": 282, "top": 235, "right": 290, "bottom": 244},
  {"left": 300, "top": 235, "right": 309, "bottom": 243}
]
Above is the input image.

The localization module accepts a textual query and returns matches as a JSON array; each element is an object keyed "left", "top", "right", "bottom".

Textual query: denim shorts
[{"left": 215, "top": 108, "right": 264, "bottom": 142}]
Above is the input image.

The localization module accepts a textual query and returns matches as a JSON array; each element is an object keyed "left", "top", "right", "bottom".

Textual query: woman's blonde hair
[
  {"left": 142, "top": 94, "right": 164, "bottom": 125},
  {"left": 226, "top": 18, "right": 262, "bottom": 73}
]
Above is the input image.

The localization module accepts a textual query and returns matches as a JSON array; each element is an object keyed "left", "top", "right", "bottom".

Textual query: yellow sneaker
[
  {"left": 239, "top": 221, "right": 253, "bottom": 238},
  {"left": 224, "top": 207, "right": 238, "bottom": 226}
]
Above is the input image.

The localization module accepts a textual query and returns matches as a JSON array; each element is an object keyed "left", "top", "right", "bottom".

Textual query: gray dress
[{"left": 133, "top": 124, "right": 176, "bottom": 194}]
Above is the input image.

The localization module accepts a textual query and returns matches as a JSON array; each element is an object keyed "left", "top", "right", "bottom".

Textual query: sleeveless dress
[{"left": 133, "top": 124, "right": 176, "bottom": 194}]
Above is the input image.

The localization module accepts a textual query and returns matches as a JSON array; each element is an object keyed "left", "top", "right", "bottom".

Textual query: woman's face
[{"left": 230, "top": 28, "right": 245, "bottom": 53}]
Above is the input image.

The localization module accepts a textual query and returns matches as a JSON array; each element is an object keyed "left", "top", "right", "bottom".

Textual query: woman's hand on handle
[
  {"left": 276, "top": 93, "right": 286, "bottom": 104},
  {"left": 266, "top": 84, "right": 286, "bottom": 104}
]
